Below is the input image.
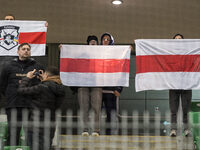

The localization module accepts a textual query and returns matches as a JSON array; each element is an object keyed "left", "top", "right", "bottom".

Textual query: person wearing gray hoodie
[{"left": 78, "top": 35, "right": 102, "bottom": 136}]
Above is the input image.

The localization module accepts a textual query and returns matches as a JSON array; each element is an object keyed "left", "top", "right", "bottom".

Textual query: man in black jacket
[
  {"left": 17, "top": 66, "right": 65, "bottom": 150},
  {"left": 0, "top": 43, "right": 44, "bottom": 146}
]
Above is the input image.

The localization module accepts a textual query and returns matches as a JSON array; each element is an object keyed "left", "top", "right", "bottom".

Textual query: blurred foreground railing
[{"left": 0, "top": 108, "right": 197, "bottom": 150}]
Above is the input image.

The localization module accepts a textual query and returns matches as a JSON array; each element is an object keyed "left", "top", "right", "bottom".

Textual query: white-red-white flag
[
  {"left": 60, "top": 45, "right": 131, "bottom": 87},
  {"left": 0, "top": 20, "right": 47, "bottom": 56},
  {"left": 135, "top": 39, "right": 200, "bottom": 92}
]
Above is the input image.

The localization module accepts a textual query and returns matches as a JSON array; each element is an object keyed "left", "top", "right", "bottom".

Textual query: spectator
[
  {"left": 17, "top": 66, "right": 65, "bottom": 150},
  {"left": 0, "top": 43, "right": 44, "bottom": 146},
  {"left": 4, "top": 14, "right": 48, "bottom": 27},
  {"left": 4, "top": 14, "right": 15, "bottom": 20},
  {"left": 100, "top": 32, "right": 123, "bottom": 135},
  {"left": 78, "top": 35, "right": 102, "bottom": 136},
  {"left": 169, "top": 33, "right": 192, "bottom": 137}
]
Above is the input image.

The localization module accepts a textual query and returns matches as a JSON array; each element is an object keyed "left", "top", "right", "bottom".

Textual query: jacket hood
[
  {"left": 42, "top": 75, "right": 62, "bottom": 84},
  {"left": 100, "top": 32, "right": 114, "bottom": 45}
]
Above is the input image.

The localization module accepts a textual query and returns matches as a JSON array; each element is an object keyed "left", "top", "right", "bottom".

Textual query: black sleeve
[
  {"left": 17, "top": 77, "right": 45, "bottom": 95},
  {"left": 69, "top": 87, "right": 78, "bottom": 94},
  {"left": 0, "top": 65, "right": 9, "bottom": 96},
  {"left": 115, "top": 86, "right": 123, "bottom": 93}
]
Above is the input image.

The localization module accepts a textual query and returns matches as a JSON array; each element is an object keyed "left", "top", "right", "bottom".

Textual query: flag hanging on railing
[
  {"left": 0, "top": 20, "right": 47, "bottom": 56},
  {"left": 60, "top": 45, "right": 131, "bottom": 87},
  {"left": 135, "top": 39, "right": 200, "bottom": 92}
]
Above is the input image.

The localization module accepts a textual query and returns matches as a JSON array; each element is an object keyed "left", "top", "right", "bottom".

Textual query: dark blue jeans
[{"left": 102, "top": 93, "right": 118, "bottom": 135}]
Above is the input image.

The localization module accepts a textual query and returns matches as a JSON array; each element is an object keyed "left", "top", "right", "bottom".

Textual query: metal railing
[{"left": 0, "top": 108, "right": 196, "bottom": 150}]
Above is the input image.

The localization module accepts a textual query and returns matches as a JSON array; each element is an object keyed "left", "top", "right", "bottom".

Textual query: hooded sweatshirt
[
  {"left": 100, "top": 32, "right": 123, "bottom": 93},
  {"left": 100, "top": 32, "right": 114, "bottom": 45}
]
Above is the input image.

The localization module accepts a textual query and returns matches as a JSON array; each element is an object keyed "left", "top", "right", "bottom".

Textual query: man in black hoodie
[
  {"left": 101, "top": 33, "right": 123, "bottom": 135},
  {"left": 0, "top": 43, "right": 44, "bottom": 146}
]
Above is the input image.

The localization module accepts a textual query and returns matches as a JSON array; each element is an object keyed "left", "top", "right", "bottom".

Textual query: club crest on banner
[{"left": 0, "top": 25, "right": 19, "bottom": 50}]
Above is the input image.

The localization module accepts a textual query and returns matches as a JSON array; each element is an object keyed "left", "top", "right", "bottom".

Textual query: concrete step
[{"left": 54, "top": 135, "right": 194, "bottom": 150}]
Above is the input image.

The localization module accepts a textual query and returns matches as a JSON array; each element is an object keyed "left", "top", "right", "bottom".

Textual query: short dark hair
[
  {"left": 18, "top": 43, "right": 31, "bottom": 50},
  {"left": 87, "top": 35, "right": 98, "bottom": 45},
  {"left": 173, "top": 34, "right": 184, "bottom": 39},
  {"left": 46, "top": 66, "right": 59, "bottom": 76},
  {"left": 5, "top": 14, "right": 15, "bottom": 20}
]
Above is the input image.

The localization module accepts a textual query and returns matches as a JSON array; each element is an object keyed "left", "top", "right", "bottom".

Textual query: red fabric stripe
[
  {"left": 18, "top": 32, "right": 46, "bottom": 44},
  {"left": 60, "top": 58, "right": 130, "bottom": 73},
  {"left": 137, "top": 55, "right": 200, "bottom": 73}
]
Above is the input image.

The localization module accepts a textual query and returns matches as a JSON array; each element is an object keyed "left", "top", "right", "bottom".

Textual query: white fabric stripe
[
  {"left": 0, "top": 47, "right": 18, "bottom": 56},
  {"left": 135, "top": 39, "right": 200, "bottom": 56},
  {"left": 60, "top": 45, "right": 131, "bottom": 59},
  {"left": 135, "top": 72, "right": 200, "bottom": 92},
  {"left": 30, "top": 44, "right": 46, "bottom": 56},
  {"left": 60, "top": 72, "right": 129, "bottom": 87},
  {"left": 0, "top": 44, "right": 45, "bottom": 56},
  {"left": 0, "top": 20, "right": 47, "bottom": 32}
]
